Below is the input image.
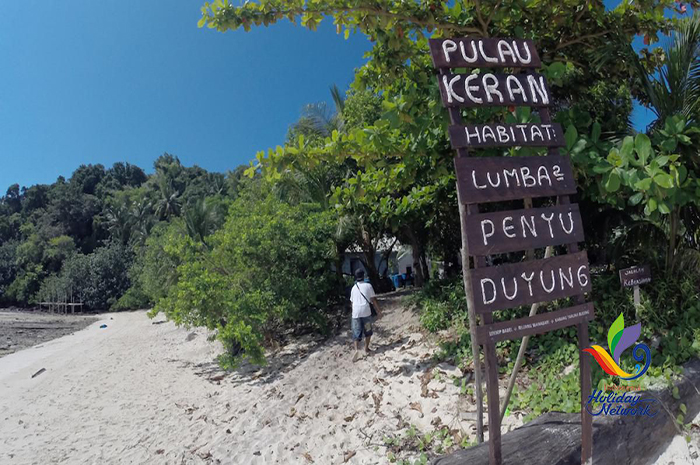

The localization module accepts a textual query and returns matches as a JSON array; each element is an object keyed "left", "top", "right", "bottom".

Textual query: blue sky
[
  {"left": 0, "top": 1, "right": 370, "bottom": 190},
  {"left": 0, "top": 1, "right": 658, "bottom": 190}
]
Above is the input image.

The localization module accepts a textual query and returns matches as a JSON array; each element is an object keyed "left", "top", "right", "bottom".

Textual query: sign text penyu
[{"left": 465, "top": 205, "right": 585, "bottom": 256}]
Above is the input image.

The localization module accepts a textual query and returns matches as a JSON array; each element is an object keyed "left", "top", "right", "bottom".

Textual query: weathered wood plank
[
  {"left": 454, "top": 155, "right": 576, "bottom": 204},
  {"left": 448, "top": 123, "right": 565, "bottom": 149},
  {"left": 470, "top": 251, "right": 592, "bottom": 314},
  {"left": 438, "top": 73, "right": 552, "bottom": 108},
  {"left": 465, "top": 204, "right": 585, "bottom": 256},
  {"left": 429, "top": 38, "right": 541, "bottom": 69},
  {"left": 476, "top": 303, "right": 594, "bottom": 344}
]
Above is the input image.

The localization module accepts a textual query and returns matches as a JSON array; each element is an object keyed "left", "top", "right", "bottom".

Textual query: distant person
[{"left": 350, "top": 269, "right": 382, "bottom": 362}]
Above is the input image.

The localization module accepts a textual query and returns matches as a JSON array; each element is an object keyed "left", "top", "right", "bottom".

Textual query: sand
[
  {"left": 0, "top": 294, "right": 506, "bottom": 464},
  {"left": 0, "top": 293, "right": 695, "bottom": 464}
]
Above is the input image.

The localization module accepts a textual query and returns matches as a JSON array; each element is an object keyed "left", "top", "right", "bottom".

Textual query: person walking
[{"left": 350, "top": 269, "right": 382, "bottom": 362}]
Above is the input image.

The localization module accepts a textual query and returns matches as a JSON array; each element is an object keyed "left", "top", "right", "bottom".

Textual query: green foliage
[
  {"left": 0, "top": 240, "right": 18, "bottom": 300},
  {"left": 0, "top": 151, "right": 248, "bottom": 308},
  {"left": 407, "top": 278, "right": 467, "bottom": 332},
  {"left": 567, "top": 115, "right": 700, "bottom": 271},
  {"left": 50, "top": 242, "right": 133, "bottom": 310},
  {"left": 412, "top": 269, "right": 700, "bottom": 421},
  {"left": 384, "top": 422, "right": 464, "bottom": 463},
  {"left": 151, "top": 186, "right": 342, "bottom": 368}
]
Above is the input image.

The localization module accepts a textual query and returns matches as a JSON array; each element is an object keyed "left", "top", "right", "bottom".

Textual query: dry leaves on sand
[
  {"left": 344, "top": 450, "right": 357, "bottom": 462},
  {"left": 409, "top": 402, "right": 423, "bottom": 416},
  {"left": 372, "top": 392, "right": 383, "bottom": 413},
  {"left": 302, "top": 451, "right": 314, "bottom": 462}
]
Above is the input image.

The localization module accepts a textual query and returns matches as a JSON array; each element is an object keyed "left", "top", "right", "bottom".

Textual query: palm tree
[
  {"left": 130, "top": 199, "right": 154, "bottom": 246},
  {"left": 633, "top": 14, "right": 700, "bottom": 127},
  {"left": 104, "top": 196, "right": 134, "bottom": 245},
  {"left": 289, "top": 84, "right": 346, "bottom": 140},
  {"left": 183, "top": 198, "right": 220, "bottom": 246},
  {"left": 154, "top": 175, "right": 181, "bottom": 220}
]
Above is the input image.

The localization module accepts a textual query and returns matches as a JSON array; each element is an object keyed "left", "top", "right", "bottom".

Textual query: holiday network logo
[
  {"left": 583, "top": 313, "right": 651, "bottom": 380},
  {"left": 582, "top": 313, "right": 656, "bottom": 417}
]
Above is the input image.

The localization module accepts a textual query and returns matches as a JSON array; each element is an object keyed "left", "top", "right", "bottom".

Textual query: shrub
[{"left": 151, "top": 187, "right": 342, "bottom": 368}]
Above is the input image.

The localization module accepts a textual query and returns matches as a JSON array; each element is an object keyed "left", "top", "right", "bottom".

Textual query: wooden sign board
[
  {"left": 430, "top": 36, "right": 593, "bottom": 465},
  {"left": 454, "top": 155, "right": 577, "bottom": 204},
  {"left": 465, "top": 204, "right": 585, "bottom": 256},
  {"left": 449, "top": 123, "right": 565, "bottom": 149},
  {"left": 476, "top": 302, "right": 594, "bottom": 343},
  {"left": 439, "top": 73, "right": 552, "bottom": 108},
  {"left": 619, "top": 265, "right": 651, "bottom": 287},
  {"left": 429, "top": 38, "right": 541, "bottom": 69},
  {"left": 470, "top": 251, "right": 592, "bottom": 314}
]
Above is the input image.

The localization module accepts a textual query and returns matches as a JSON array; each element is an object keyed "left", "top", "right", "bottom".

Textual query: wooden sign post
[{"left": 429, "top": 37, "right": 594, "bottom": 465}]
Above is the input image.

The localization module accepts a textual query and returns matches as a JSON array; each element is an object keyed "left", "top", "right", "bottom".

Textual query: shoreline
[{"left": 0, "top": 309, "right": 99, "bottom": 358}]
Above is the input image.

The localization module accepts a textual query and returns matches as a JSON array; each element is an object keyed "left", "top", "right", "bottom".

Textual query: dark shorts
[{"left": 351, "top": 316, "right": 373, "bottom": 341}]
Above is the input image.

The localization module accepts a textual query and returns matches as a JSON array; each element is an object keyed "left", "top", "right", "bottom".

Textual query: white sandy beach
[
  {"left": 0, "top": 294, "right": 696, "bottom": 465},
  {"left": 0, "top": 295, "right": 501, "bottom": 464}
]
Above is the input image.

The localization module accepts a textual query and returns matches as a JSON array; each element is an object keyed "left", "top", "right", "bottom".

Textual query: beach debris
[
  {"left": 31, "top": 368, "right": 46, "bottom": 378},
  {"left": 186, "top": 332, "right": 197, "bottom": 341},
  {"left": 99, "top": 324, "right": 107, "bottom": 329},
  {"left": 343, "top": 413, "right": 356, "bottom": 423},
  {"left": 152, "top": 321, "right": 166, "bottom": 325},
  {"left": 226, "top": 429, "right": 231, "bottom": 434},
  {"left": 420, "top": 370, "right": 434, "bottom": 398},
  {"left": 409, "top": 402, "right": 424, "bottom": 417},
  {"left": 302, "top": 452, "right": 314, "bottom": 462},
  {"left": 373, "top": 376, "right": 389, "bottom": 387},
  {"left": 372, "top": 392, "right": 383, "bottom": 413},
  {"left": 155, "top": 449, "right": 164, "bottom": 455},
  {"left": 343, "top": 450, "right": 356, "bottom": 462},
  {"left": 295, "top": 393, "right": 305, "bottom": 405}
]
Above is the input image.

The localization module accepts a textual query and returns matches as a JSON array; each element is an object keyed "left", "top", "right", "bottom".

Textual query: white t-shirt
[{"left": 350, "top": 282, "right": 376, "bottom": 318}]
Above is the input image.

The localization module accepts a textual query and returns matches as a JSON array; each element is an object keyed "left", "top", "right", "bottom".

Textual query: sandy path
[{"left": 0, "top": 294, "right": 484, "bottom": 465}]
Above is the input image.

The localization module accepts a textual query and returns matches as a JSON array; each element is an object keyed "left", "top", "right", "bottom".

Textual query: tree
[
  {"left": 154, "top": 174, "right": 182, "bottom": 220},
  {"left": 69, "top": 164, "right": 106, "bottom": 196},
  {"left": 631, "top": 12, "right": 700, "bottom": 128},
  {"left": 204, "top": 0, "right": 676, "bottom": 293},
  {"left": 565, "top": 13, "right": 700, "bottom": 273},
  {"left": 183, "top": 197, "right": 224, "bottom": 246},
  {"left": 152, "top": 184, "right": 341, "bottom": 367},
  {"left": 4, "top": 184, "right": 21, "bottom": 213}
]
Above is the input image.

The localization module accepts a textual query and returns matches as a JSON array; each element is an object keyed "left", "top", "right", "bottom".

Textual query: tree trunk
[
  {"left": 360, "top": 227, "right": 382, "bottom": 291},
  {"left": 334, "top": 243, "right": 346, "bottom": 291},
  {"left": 405, "top": 227, "right": 428, "bottom": 288},
  {"left": 419, "top": 250, "right": 430, "bottom": 284},
  {"left": 667, "top": 208, "right": 680, "bottom": 273}
]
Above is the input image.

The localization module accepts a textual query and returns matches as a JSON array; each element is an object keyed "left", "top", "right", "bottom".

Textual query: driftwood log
[{"left": 434, "top": 359, "right": 700, "bottom": 465}]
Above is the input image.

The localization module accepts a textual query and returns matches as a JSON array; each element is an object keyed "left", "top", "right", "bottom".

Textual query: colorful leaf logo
[{"left": 583, "top": 313, "right": 650, "bottom": 380}]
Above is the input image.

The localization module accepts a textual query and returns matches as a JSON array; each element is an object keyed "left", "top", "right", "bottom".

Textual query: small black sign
[{"left": 619, "top": 265, "right": 652, "bottom": 288}]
